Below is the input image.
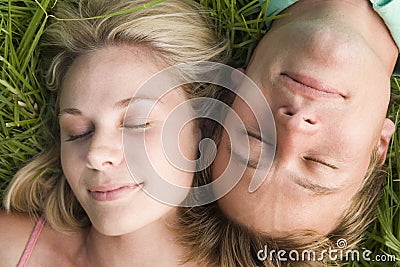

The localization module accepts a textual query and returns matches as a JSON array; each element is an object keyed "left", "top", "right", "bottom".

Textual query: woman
[{"left": 0, "top": 0, "right": 228, "bottom": 266}]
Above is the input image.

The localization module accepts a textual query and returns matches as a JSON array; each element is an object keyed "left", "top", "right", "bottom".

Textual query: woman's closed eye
[
  {"left": 65, "top": 129, "right": 94, "bottom": 142},
  {"left": 122, "top": 121, "right": 152, "bottom": 131},
  {"left": 63, "top": 121, "right": 152, "bottom": 142}
]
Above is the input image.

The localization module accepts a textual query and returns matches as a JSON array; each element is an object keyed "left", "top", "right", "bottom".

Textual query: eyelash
[
  {"left": 65, "top": 123, "right": 151, "bottom": 142},
  {"left": 304, "top": 156, "right": 337, "bottom": 169},
  {"left": 66, "top": 130, "right": 94, "bottom": 142},
  {"left": 123, "top": 122, "right": 151, "bottom": 130}
]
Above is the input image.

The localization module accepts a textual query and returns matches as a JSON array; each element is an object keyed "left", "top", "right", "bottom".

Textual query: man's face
[{"left": 212, "top": 0, "right": 397, "bottom": 236}]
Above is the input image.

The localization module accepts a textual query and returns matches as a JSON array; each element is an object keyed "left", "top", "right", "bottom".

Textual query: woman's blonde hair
[
  {"left": 3, "top": 0, "right": 229, "bottom": 232},
  {"left": 177, "top": 119, "right": 386, "bottom": 266}
]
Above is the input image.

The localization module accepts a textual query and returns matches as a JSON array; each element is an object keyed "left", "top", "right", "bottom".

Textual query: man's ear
[
  {"left": 231, "top": 68, "right": 245, "bottom": 90},
  {"left": 377, "top": 118, "right": 395, "bottom": 165}
]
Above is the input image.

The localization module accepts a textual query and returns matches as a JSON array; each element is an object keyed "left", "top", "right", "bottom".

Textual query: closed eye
[
  {"left": 66, "top": 130, "right": 94, "bottom": 142},
  {"left": 123, "top": 122, "right": 151, "bottom": 130},
  {"left": 304, "top": 156, "right": 338, "bottom": 170}
]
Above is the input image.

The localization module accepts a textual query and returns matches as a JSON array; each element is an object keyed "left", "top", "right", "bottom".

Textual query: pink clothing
[{"left": 17, "top": 216, "right": 46, "bottom": 267}]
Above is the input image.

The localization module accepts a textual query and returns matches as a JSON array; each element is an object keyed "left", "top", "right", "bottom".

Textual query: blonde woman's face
[
  {"left": 59, "top": 46, "right": 196, "bottom": 236},
  {"left": 212, "top": 0, "right": 397, "bottom": 236}
]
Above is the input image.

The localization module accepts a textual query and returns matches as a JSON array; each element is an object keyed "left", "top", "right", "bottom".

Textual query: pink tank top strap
[{"left": 17, "top": 216, "right": 46, "bottom": 267}]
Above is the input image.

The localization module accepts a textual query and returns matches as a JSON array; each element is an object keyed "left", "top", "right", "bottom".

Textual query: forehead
[{"left": 59, "top": 46, "right": 163, "bottom": 109}]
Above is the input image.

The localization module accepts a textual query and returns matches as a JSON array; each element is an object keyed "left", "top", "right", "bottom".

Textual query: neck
[{"left": 82, "top": 209, "right": 189, "bottom": 266}]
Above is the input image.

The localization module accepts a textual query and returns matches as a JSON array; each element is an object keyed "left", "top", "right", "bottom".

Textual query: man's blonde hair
[{"left": 3, "top": 0, "right": 229, "bottom": 233}]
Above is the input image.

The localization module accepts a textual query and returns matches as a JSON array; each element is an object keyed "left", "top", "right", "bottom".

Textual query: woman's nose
[
  {"left": 86, "top": 130, "right": 124, "bottom": 171},
  {"left": 276, "top": 106, "right": 319, "bottom": 135}
]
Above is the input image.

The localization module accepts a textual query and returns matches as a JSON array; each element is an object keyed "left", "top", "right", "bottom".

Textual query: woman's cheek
[
  {"left": 144, "top": 126, "right": 194, "bottom": 188},
  {"left": 61, "top": 142, "right": 88, "bottom": 181}
]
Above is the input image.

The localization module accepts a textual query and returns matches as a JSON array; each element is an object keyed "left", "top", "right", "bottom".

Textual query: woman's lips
[
  {"left": 89, "top": 183, "right": 142, "bottom": 201},
  {"left": 281, "top": 72, "right": 345, "bottom": 99}
]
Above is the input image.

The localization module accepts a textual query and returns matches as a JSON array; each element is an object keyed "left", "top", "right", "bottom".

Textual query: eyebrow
[
  {"left": 230, "top": 148, "right": 260, "bottom": 169},
  {"left": 291, "top": 174, "right": 342, "bottom": 195},
  {"left": 230, "top": 149, "right": 341, "bottom": 195},
  {"left": 58, "top": 107, "right": 81, "bottom": 117},
  {"left": 59, "top": 97, "right": 158, "bottom": 117},
  {"left": 114, "top": 97, "right": 134, "bottom": 110},
  {"left": 226, "top": 127, "right": 274, "bottom": 169},
  {"left": 226, "top": 137, "right": 341, "bottom": 195}
]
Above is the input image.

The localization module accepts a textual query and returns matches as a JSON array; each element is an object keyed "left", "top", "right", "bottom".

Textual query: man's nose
[
  {"left": 86, "top": 129, "right": 124, "bottom": 171},
  {"left": 276, "top": 106, "right": 319, "bottom": 135}
]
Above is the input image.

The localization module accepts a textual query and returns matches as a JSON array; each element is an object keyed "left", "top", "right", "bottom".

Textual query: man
[
  {"left": 214, "top": 0, "right": 399, "bottom": 237},
  {"left": 178, "top": 0, "right": 399, "bottom": 266}
]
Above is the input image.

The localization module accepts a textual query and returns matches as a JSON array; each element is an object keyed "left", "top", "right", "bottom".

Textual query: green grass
[
  {"left": 0, "top": 0, "right": 56, "bottom": 197},
  {"left": 0, "top": 0, "right": 399, "bottom": 266}
]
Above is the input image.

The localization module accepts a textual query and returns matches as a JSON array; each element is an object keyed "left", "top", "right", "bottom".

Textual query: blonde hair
[
  {"left": 3, "top": 0, "right": 229, "bottom": 232},
  {"left": 177, "top": 120, "right": 386, "bottom": 266}
]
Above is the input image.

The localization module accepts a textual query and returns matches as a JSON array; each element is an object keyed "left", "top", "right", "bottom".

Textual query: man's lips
[
  {"left": 281, "top": 72, "right": 346, "bottom": 99},
  {"left": 88, "top": 183, "right": 142, "bottom": 201}
]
